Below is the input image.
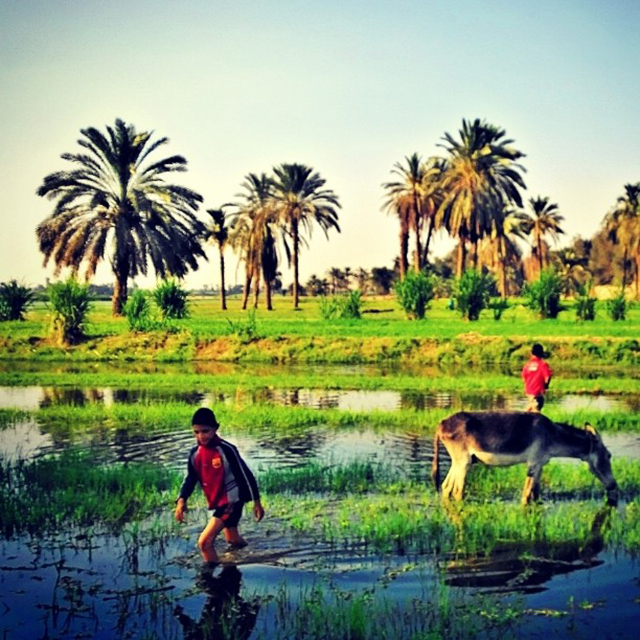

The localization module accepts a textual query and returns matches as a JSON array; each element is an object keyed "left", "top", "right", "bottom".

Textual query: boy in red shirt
[
  {"left": 175, "top": 407, "right": 264, "bottom": 564},
  {"left": 522, "top": 343, "right": 553, "bottom": 412}
]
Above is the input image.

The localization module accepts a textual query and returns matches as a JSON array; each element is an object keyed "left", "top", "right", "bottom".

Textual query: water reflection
[
  {"left": 1, "top": 384, "right": 637, "bottom": 414},
  {"left": 442, "top": 507, "right": 612, "bottom": 593},
  {"left": 174, "top": 565, "right": 259, "bottom": 640}
]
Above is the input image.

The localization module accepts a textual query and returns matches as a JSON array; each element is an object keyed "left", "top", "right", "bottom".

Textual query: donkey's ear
[{"left": 585, "top": 423, "right": 598, "bottom": 437}]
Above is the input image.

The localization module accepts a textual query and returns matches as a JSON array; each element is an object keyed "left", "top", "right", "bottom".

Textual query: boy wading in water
[
  {"left": 175, "top": 407, "right": 264, "bottom": 564},
  {"left": 522, "top": 343, "right": 553, "bottom": 412}
]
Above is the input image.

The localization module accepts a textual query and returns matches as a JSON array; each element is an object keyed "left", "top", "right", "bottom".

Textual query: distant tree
[
  {"left": 206, "top": 206, "right": 233, "bottom": 310},
  {"left": 370, "top": 266, "right": 396, "bottom": 295},
  {"left": 306, "top": 274, "right": 329, "bottom": 296},
  {"left": 0, "top": 280, "right": 36, "bottom": 321},
  {"left": 355, "top": 268, "right": 371, "bottom": 294},
  {"left": 521, "top": 196, "right": 565, "bottom": 276},
  {"left": 36, "top": 119, "right": 205, "bottom": 315},
  {"left": 271, "top": 163, "right": 341, "bottom": 309}
]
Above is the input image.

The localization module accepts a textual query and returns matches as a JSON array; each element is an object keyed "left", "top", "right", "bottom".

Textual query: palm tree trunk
[
  {"left": 413, "top": 196, "right": 422, "bottom": 271},
  {"left": 219, "top": 251, "right": 227, "bottom": 311},
  {"left": 252, "top": 273, "right": 260, "bottom": 309},
  {"left": 292, "top": 221, "right": 300, "bottom": 309},
  {"left": 456, "top": 239, "right": 467, "bottom": 278},
  {"left": 265, "top": 278, "right": 273, "bottom": 310},
  {"left": 241, "top": 269, "right": 252, "bottom": 310},
  {"left": 112, "top": 271, "right": 128, "bottom": 316},
  {"left": 399, "top": 228, "right": 409, "bottom": 280},
  {"left": 635, "top": 255, "right": 640, "bottom": 300},
  {"left": 537, "top": 233, "right": 544, "bottom": 274},
  {"left": 421, "top": 214, "right": 435, "bottom": 268},
  {"left": 621, "top": 247, "right": 628, "bottom": 289}
]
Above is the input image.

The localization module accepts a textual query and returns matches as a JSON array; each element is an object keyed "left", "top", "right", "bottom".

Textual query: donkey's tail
[{"left": 431, "top": 429, "right": 441, "bottom": 491}]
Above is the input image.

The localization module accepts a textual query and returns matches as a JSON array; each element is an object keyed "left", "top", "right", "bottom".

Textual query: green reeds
[{"left": 0, "top": 450, "right": 182, "bottom": 537}]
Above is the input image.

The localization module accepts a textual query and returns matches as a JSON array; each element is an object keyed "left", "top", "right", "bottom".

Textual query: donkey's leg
[{"left": 521, "top": 465, "right": 543, "bottom": 505}]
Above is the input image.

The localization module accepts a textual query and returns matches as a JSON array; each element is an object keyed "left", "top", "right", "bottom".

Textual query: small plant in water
[
  {"left": 0, "top": 279, "right": 36, "bottom": 321},
  {"left": 47, "top": 277, "right": 92, "bottom": 345}
]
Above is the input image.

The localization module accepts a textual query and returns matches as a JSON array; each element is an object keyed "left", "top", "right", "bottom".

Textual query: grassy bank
[{"left": 1, "top": 297, "right": 639, "bottom": 364}]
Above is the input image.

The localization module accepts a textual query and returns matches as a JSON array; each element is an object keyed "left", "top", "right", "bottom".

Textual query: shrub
[
  {"left": 394, "top": 270, "right": 435, "bottom": 320},
  {"left": 524, "top": 268, "right": 564, "bottom": 319},
  {"left": 227, "top": 309, "right": 261, "bottom": 343},
  {"left": 575, "top": 283, "right": 597, "bottom": 321},
  {"left": 607, "top": 288, "right": 627, "bottom": 321},
  {"left": 489, "top": 297, "right": 509, "bottom": 321},
  {"left": 123, "top": 289, "right": 154, "bottom": 331},
  {"left": 320, "top": 291, "right": 363, "bottom": 320},
  {"left": 47, "top": 278, "right": 92, "bottom": 345},
  {"left": 153, "top": 279, "right": 189, "bottom": 319},
  {"left": 0, "top": 280, "right": 36, "bottom": 321},
  {"left": 454, "top": 269, "right": 493, "bottom": 321}
]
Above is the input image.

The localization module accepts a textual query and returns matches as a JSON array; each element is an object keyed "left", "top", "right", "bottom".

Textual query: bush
[
  {"left": 394, "top": 270, "right": 435, "bottom": 320},
  {"left": 489, "top": 297, "right": 509, "bottom": 321},
  {"left": 123, "top": 290, "right": 155, "bottom": 331},
  {"left": 227, "top": 309, "right": 261, "bottom": 343},
  {"left": 575, "top": 283, "right": 597, "bottom": 321},
  {"left": 454, "top": 269, "right": 493, "bottom": 321},
  {"left": 153, "top": 279, "right": 189, "bottom": 319},
  {"left": 320, "top": 291, "right": 363, "bottom": 320},
  {"left": 607, "top": 288, "right": 627, "bottom": 321},
  {"left": 47, "top": 278, "right": 92, "bottom": 345},
  {"left": 524, "top": 268, "right": 564, "bottom": 319},
  {"left": 0, "top": 280, "right": 36, "bottom": 321}
]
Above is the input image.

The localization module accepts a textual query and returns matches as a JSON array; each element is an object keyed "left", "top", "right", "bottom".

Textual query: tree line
[{"left": 33, "top": 118, "right": 640, "bottom": 317}]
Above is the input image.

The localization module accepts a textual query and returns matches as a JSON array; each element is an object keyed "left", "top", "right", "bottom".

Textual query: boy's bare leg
[
  {"left": 198, "top": 517, "right": 226, "bottom": 563},
  {"left": 223, "top": 527, "right": 248, "bottom": 548}
]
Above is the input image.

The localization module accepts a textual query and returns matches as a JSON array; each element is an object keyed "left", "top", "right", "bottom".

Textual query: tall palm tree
[
  {"left": 36, "top": 119, "right": 205, "bottom": 315},
  {"left": 521, "top": 196, "right": 565, "bottom": 275},
  {"left": 382, "top": 154, "right": 427, "bottom": 273},
  {"left": 206, "top": 206, "right": 233, "bottom": 310},
  {"left": 271, "top": 163, "right": 341, "bottom": 309},
  {"left": 436, "top": 119, "right": 527, "bottom": 277},
  {"left": 231, "top": 173, "right": 274, "bottom": 309},
  {"left": 478, "top": 209, "right": 528, "bottom": 297},
  {"left": 605, "top": 183, "right": 640, "bottom": 296},
  {"left": 420, "top": 157, "right": 447, "bottom": 269}
]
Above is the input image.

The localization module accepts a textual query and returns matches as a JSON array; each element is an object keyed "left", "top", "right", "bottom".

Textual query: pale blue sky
[{"left": 1, "top": 0, "right": 639, "bottom": 289}]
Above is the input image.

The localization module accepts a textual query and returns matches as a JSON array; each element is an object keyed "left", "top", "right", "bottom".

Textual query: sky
[{"left": 1, "top": 0, "right": 639, "bottom": 291}]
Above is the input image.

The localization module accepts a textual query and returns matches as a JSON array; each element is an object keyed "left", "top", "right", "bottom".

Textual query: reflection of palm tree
[
  {"left": 271, "top": 164, "right": 341, "bottom": 309},
  {"left": 36, "top": 119, "right": 205, "bottom": 315},
  {"left": 521, "top": 196, "right": 564, "bottom": 275},
  {"left": 437, "top": 119, "right": 526, "bottom": 277}
]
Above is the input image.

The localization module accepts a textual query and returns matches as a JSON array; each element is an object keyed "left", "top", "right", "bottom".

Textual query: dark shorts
[{"left": 211, "top": 502, "right": 244, "bottom": 528}]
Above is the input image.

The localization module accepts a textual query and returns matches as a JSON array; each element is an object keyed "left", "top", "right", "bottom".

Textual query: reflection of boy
[
  {"left": 522, "top": 343, "right": 553, "bottom": 412},
  {"left": 175, "top": 407, "right": 264, "bottom": 564}
]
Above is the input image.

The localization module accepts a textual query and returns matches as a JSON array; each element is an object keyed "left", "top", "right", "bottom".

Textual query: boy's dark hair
[
  {"left": 531, "top": 343, "right": 544, "bottom": 358},
  {"left": 192, "top": 407, "right": 219, "bottom": 429}
]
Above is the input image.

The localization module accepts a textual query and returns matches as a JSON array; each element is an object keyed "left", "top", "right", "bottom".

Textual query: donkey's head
[{"left": 585, "top": 424, "right": 618, "bottom": 507}]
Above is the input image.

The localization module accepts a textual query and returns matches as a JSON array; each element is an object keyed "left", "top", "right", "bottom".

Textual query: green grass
[
  {"left": 10, "top": 402, "right": 640, "bottom": 439},
  {"left": 1, "top": 296, "right": 639, "bottom": 364},
  {"left": 0, "top": 449, "right": 181, "bottom": 537}
]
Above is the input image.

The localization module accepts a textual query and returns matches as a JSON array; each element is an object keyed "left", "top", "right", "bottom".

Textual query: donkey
[{"left": 431, "top": 411, "right": 618, "bottom": 506}]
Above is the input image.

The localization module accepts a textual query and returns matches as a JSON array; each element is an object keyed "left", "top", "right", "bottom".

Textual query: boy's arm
[{"left": 175, "top": 449, "right": 198, "bottom": 522}]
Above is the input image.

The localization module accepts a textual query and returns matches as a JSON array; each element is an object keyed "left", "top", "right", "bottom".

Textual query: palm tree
[
  {"left": 605, "top": 183, "right": 640, "bottom": 296},
  {"left": 478, "top": 209, "right": 528, "bottom": 297},
  {"left": 231, "top": 173, "right": 273, "bottom": 309},
  {"left": 382, "top": 154, "right": 427, "bottom": 273},
  {"left": 436, "top": 119, "right": 527, "bottom": 277},
  {"left": 206, "top": 206, "right": 233, "bottom": 310},
  {"left": 36, "top": 119, "right": 205, "bottom": 315},
  {"left": 271, "top": 163, "right": 341, "bottom": 309},
  {"left": 420, "top": 157, "right": 447, "bottom": 268},
  {"left": 521, "top": 196, "right": 565, "bottom": 275}
]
